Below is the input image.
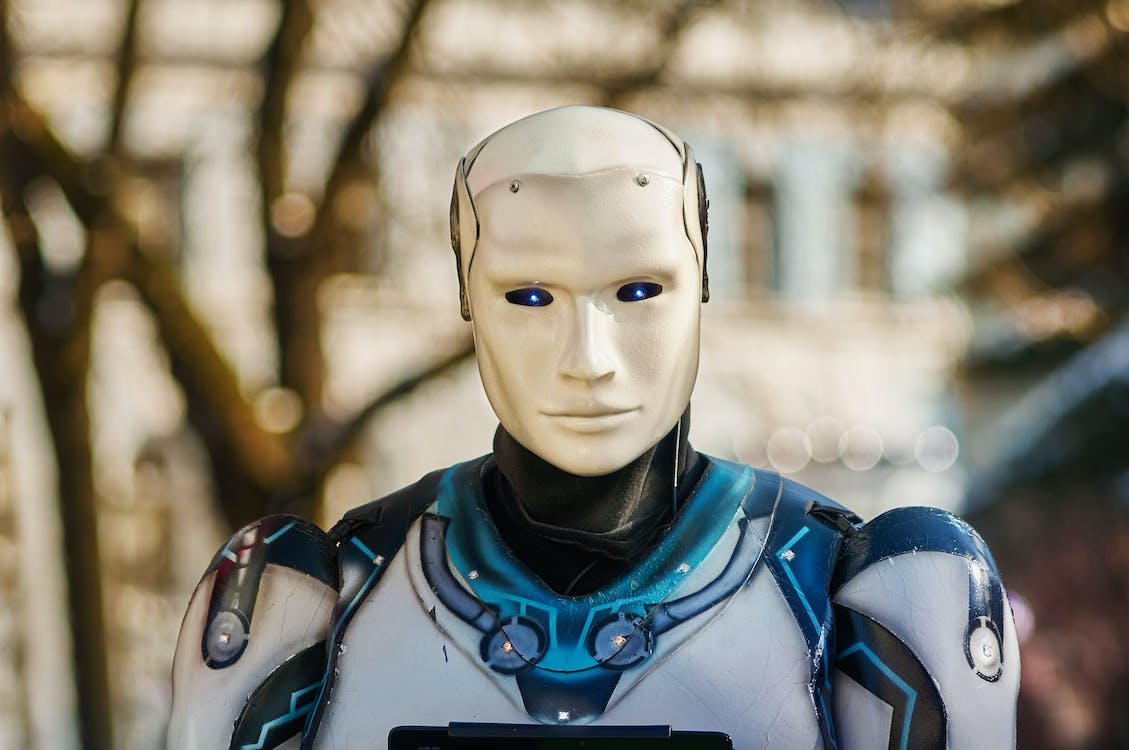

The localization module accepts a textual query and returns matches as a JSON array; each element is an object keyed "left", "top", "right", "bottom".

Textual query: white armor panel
[{"left": 833, "top": 551, "right": 1020, "bottom": 748}]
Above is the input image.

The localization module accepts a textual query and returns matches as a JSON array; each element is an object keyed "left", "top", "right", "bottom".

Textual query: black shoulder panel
[
  {"left": 759, "top": 474, "right": 861, "bottom": 750},
  {"left": 833, "top": 604, "right": 946, "bottom": 750},
  {"left": 300, "top": 465, "right": 452, "bottom": 747},
  {"left": 832, "top": 507, "right": 998, "bottom": 593},
  {"left": 202, "top": 515, "right": 338, "bottom": 670}
]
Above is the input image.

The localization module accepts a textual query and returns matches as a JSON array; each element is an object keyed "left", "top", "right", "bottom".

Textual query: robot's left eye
[
  {"left": 505, "top": 287, "right": 553, "bottom": 307},
  {"left": 616, "top": 282, "right": 663, "bottom": 302}
]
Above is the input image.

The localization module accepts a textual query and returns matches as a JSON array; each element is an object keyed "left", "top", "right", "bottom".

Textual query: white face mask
[{"left": 468, "top": 168, "right": 701, "bottom": 477}]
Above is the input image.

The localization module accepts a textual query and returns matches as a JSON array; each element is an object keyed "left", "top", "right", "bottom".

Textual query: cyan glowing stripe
[
  {"left": 350, "top": 535, "right": 379, "bottom": 561},
  {"left": 498, "top": 593, "right": 560, "bottom": 647},
  {"left": 839, "top": 641, "right": 917, "bottom": 750},
  {"left": 777, "top": 525, "right": 838, "bottom": 747},
  {"left": 815, "top": 689, "right": 839, "bottom": 750},
  {"left": 264, "top": 520, "right": 297, "bottom": 544},
  {"left": 222, "top": 547, "right": 238, "bottom": 563},
  {"left": 240, "top": 682, "right": 320, "bottom": 750},
  {"left": 778, "top": 526, "right": 820, "bottom": 632},
  {"left": 305, "top": 564, "right": 383, "bottom": 738}
]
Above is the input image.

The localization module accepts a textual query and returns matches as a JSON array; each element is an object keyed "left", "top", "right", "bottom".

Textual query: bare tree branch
[
  {"left": 597, "top": 0, "right": 722, "bottom": 108},
  {"left": 0, "top": 0, "right": 11, "bottom": 90},
  {"left": 277, "top": 334, "right": 475, "bottom": 512},
  {"left": 267, "top": 0, "right": 431, "bottom": 412},
  {"left": 0, "top": 111, "right": 115, "bottom": 750},
  {"left": 106, "top": 0, "right": 143, "bottom": 153},
  {"left": 257, "top": 0, "right": 313, "bottom": 205},
  {"left": 6, "top": 82, "right": 477, "bottom": 527},
  {"left": 5, "top": 94, "right": 294, "bottom": 515}
]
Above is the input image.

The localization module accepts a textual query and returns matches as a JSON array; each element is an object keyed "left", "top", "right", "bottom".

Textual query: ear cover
[
  {"left": 696, "top": 159, "right": 710, "bottom": 303},
  {"left": 679, "top": 141, "right": 710, "bottom": 304},
  {"left": 450, "top": 157, "right": 477, "bottom": 321}
]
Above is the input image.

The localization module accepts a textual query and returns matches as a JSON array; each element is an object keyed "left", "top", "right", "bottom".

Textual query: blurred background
[{"left": 0, "top": 0, "right": 1127, "bottom": 747}]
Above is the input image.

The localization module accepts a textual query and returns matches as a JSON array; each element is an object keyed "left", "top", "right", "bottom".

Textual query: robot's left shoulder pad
[{"left": 830, "top": 507, "right": 1020, "bottom": 749}]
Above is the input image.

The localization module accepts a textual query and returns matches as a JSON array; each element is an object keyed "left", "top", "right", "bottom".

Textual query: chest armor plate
[{"left": 313, "top": 458, "right": 844, "bottom": 749}]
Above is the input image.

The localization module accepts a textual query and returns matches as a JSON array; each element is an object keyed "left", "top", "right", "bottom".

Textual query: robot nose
[{"left": 557, "top": 301, "right": 616, "bottom": 383}]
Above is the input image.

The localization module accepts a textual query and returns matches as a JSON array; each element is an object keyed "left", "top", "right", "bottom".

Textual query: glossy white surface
[
  {"left": 316, "top": 515, "right": 824, "bottom": 749},
  {"left": 833, "top": 550, "right": 1020, "bottom": 749},
  {"left": 166, "top": 566, "right": 336, "bottom": 750}
]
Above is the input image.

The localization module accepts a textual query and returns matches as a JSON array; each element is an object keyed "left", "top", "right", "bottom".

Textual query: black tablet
[{"left": 389, "top": 724, "right": 733, "bottom": 749}]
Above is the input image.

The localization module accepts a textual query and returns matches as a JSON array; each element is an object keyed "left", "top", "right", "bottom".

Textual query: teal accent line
[
  {"left": 264, "top": 520, "right": 296, "bottom": 544},
  {"left": 350, "top": 535, "right": 378, "bottom": 561},
  {"left": 839, "top": 642, "right": 917, "bottom": 750},
  {"left": 437, "top": 456, "right": 755, "bottom": 672},
  {"left": 240, "top": 682, "right": 320, "bottom": 750},
  {"left": 305, "top": 563, "right": 381, "bottom": 738},
  {"left": 341, "top": 567, "right": 380, "bottom": 624},
  {"left": 780, "top": 526, "right": 811, "bottom": 554},
  {"left": 777, "top": 526, "right": 820, "bottom": 632},
  {"left": 816, "top": 690, "right": 839, "bottom": 750},
  {"left": 222, "top": 547, "right": 238, "bottom": 563}
]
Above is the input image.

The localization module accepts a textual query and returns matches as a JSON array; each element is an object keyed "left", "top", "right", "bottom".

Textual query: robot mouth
[
  {"left": 543, "top": 408, "right": 640, "bottom": 433},
  {"left": 542, "top": 405, "right": 639, "bottom": 418}
]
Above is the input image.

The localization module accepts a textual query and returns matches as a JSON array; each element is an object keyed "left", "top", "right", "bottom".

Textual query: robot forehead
[
  {"left": 464, "top": 106, "right": 686, "bottom": 196},
  {"left": 450, "top": 105, "right": 709, "bottom": 320}
]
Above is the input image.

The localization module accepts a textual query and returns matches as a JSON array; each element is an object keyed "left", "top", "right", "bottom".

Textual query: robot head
[{"left": 450, "top": 106, "right": 710, "bottom": 476}]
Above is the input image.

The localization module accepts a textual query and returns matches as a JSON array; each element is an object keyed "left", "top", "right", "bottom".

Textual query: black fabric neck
[{"left": 484, "top": 408, "right": 703, "bottom": 594}]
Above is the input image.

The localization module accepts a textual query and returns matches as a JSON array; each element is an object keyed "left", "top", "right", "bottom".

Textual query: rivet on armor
[
  {"left": 968, "top": 619, "right": 1003, "bottom": 681},
  {"left": 468, "top": 569, "right": 480, "bottom": 580},
  {"left": 509, "top": 179, "right": 521, "bottom": 193},
  {"left": 677, "top": 562, "right": 691, "bottom": 574},
  {"left": 204, "top": 609, "right": 248, "bottom": 668},
  {"left": 782, "top": 549, "right": 796, "bottom": 562},
  {"left": 635, "top": 173, "right": 650, "bottom": 186}
]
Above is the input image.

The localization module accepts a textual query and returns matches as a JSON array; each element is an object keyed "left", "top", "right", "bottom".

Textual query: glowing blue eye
[
  {"left": 505, "top": 287, "right": 553, "bottom": 307},
  {"left": 617, "top": 282, "right": 662, "bottom": 302}
]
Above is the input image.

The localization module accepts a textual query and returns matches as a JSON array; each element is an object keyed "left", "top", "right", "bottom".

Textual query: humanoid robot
[{"left": 168, "top": 106, "right": 1020, "bottom": 749}]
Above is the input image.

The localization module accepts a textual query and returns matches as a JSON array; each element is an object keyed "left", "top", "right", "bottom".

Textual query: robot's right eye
[{"left": 505, "top": 287, "right": 553, "bottom": 307}]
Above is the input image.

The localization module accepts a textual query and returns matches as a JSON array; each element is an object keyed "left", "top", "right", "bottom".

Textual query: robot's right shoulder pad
[{"left": 167, "top": 515, "right": 340, "bottom": 750}]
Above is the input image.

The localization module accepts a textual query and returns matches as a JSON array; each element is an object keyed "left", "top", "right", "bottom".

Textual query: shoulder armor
[
  {"left": 830, "top": 506, "right": 1019, "bottom": 750},
  {"left": 168, "top": 515, "right": 339, "bottom": 750}
]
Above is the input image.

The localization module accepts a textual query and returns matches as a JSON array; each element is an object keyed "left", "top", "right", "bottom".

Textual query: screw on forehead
[
  {"left": 509, "top": 179, "right": 521, "bottom": 193},
  {"left": 634, "top": 174, "right": 650, "bottom": 186}
]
